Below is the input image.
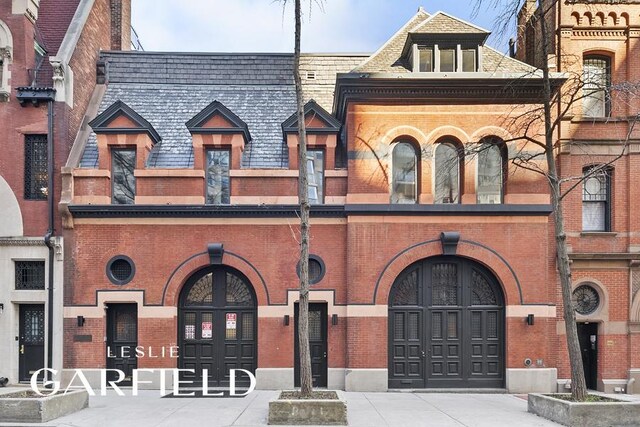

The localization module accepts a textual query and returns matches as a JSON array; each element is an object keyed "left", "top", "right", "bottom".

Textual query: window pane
[
  {"left": 440, "top": 49, "right": 455, "bottom": 72},
  {"left": 307, "top": 150, "right": 324, "bottom": 204},
  {"left": 391, "top": 142, "right": 417, "bottom": 204},
  {"left": 477, "top": 144, "right": 503, "bottom": 204},
  {"left": 583, "top": 57, "right": 609, "bottom": 117},
  {"left": 111, "top": 149, "right": 136, "bottom": 205},
  {"left": 462, "top": 50, "right": 476, "bottom": 72},
  {"left": 583, "top": 202, "right": 605, "bottom": 231},
  {"left": 419, "top": 49, "right": 433, "bottom": 72},
  {"left": 434, "top": 143, "right": 459, "bottom": 204},
  {"left": 24, "top": 135, "right": 48, "bottom": 200},
  {"left": 206, "top": 150, "right": 230, "bottom": 204}
]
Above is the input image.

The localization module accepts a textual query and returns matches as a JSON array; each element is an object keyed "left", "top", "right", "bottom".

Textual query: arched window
[
  {"left": 583, "top": 55, "right": 611, "bottom": 117},
  {"left": 0, "top": 20, "right": 13, "bottom": 101},
  {"left": 391, "top": 141, "right": 417, "bottom": 204},
  {"left": 434, "top": 142, "right": 460, "bottom": 204},
  {"left": 582, "top": 165, "right": 612, "bottom": 231},
  {"left": 477, "top": 140, "right": 504, "bottom": 204}
]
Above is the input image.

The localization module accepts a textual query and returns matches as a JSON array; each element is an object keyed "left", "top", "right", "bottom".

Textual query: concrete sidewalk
[{"left": 0, "top": 390, "right": 564, "bottom": 427}]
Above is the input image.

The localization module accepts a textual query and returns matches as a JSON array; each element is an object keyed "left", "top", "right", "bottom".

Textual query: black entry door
[
  {"left": 389, "top": 257, "right": 504, "bottom": 389},
  {"left": 295, "top": 303, "right": 328, "bottom": 387},
  {"left": 577, "top": 322, "right": 598, "bottom": 390},
  {"left": 19, "top": 304, "right": 45, "bottom": 382},
  {"left": 179, "top": 267, "right": 257, "bottom": 388},
  {"left": 106, "top": 304, "right": 138, "bottom": 385}
]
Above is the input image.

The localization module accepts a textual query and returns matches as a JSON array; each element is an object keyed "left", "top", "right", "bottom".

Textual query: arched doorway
[
  {"left": 178, "top": 265, "right": 257, "bottom": 387},
  {"left": 388, "top": 256, "right": 504, "bottom": 388}
]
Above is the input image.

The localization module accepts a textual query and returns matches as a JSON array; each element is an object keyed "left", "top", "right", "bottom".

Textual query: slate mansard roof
[
  {"left": 78, "top": 9, "right": 537, "bottom": 170},
  {"left": 80, "top": 52, "right": 365, "bottom": 168}
]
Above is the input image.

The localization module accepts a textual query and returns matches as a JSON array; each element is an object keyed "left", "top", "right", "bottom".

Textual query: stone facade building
[
  {"left": 58, "top": 3, "right": 639, "bottom": 393},
  {"left": 0, "top": 0, "right": 130, "bottom": 385}
]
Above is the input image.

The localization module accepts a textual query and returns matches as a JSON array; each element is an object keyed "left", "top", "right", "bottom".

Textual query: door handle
[
  {"left": 421, "top": 350, "right": 426, "bottom": 358},
  {"left": 20, "top": 345, "right": 24, "bottom": 354},
  {"left": 323, "top": 352, "right": 327, "bottom": 359}
]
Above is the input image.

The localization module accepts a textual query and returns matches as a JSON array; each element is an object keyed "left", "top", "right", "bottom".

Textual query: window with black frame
[
  {"left": 307, "top": 150, "right": 324, "bottom": 204},
  {"left": 583, "top": 56, "right": 611, "bottom": 118},
  {"left": 582, "top": 166, "right": 611, "bottom": 231},
  {"left": 24, "top": 134, "right": 48, "bottom": 200},
  {"left": 111, "top": 148, "right": 136, "bottom": 204},
  {"left": 205, "top": 149, "right": 230, "bottom": 204}
]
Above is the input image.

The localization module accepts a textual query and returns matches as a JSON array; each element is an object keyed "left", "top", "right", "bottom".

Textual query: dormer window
[{"left": 412, "top": 45, "right": 480, "bottom": 73}]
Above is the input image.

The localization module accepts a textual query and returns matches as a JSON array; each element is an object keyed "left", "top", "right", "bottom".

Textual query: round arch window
[
  {"left": 296, "top": 255, "right": 326, "bottom": 285},
  {"left": 573, "top": 284, "right": 600, "bottom": 315},
  {"left": 106, "top": 256, "right": 135, "bottom": 285}
]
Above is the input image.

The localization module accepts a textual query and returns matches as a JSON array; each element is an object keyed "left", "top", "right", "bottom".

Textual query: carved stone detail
[{"left": 51, "top": 60, "right": 64, "bottom": 83}]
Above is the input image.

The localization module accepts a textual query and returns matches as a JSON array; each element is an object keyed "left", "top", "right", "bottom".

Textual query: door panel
[
  {"left": 106, "top": 304, "right": 137, "bottom": 385},
  {"left": 19, "top": 305, "right": 45, "bottom": 382},
  {"left": 178, "top": 267, "right": 257, "bottom": 388},
  {"left": 295, "top": 303, "right": 328, "bottom": 387},
  {"left": 577, "top": 323, "right": 598, "bottom": 390},
  {"left": 388, "top": 257, "right": 505, "bottom": 389}
]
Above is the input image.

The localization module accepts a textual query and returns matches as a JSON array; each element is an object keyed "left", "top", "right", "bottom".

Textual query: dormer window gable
[
  {"left": 89, "top": 100, "right": 161, "bottom": 170},
  {"left": 282, "top": 100, "right": 341, "bottom": 170},
  {"left": 187, "top": 100, "right": 250, "bottom": 170},
  {"left": 400, "top": 12, "right": 490, "bottom": 74}
]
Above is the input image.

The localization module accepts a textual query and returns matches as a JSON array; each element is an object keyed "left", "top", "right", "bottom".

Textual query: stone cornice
[{"left": 0, "top": 238, "right": 46, "bottom": 247}]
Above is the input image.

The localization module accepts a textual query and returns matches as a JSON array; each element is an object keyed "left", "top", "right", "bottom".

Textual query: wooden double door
[
  {"left": 178, "top": 266, "right": 257, "bottom": 388},
  {"left": 389, "top": 257, "right": 505, "bottom": 389}
]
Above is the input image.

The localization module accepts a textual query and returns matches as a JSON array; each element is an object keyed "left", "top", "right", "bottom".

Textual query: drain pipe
[{"left": 44, "top": 97, "right": 55, "bottom": 384}]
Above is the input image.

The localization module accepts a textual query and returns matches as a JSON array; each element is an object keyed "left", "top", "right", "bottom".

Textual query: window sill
[
  {"left": 571, "top": 116, "right": 632, "bottom": 123},
  {"left": 580, "top": 231, "right": 617, "bottom": 237}
]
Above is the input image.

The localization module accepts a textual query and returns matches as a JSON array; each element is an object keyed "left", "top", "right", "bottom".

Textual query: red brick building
[
  {"left": 59, "top": 4, "right": 639, "bottom": 393},
  {"left": 0, "top": 0, "right": 130, "bottom": 385}
]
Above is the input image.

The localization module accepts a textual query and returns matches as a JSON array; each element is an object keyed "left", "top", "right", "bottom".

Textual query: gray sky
[{"left": 131, "top": 1, "right": 515, "bottom": 54}]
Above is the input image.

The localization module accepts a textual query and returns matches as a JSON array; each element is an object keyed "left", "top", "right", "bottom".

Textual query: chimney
[{"left": 110, "top": 0, "right": 131, "bottom": 51}]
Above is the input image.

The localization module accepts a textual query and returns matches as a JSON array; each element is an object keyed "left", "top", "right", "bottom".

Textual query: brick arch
[
  {"left": 162, "top": 251, "right": 269, "bottom": 306},
  {"left": 380, "top": 125, "right": 429, "bottom": 147},
  {"left": 425, "top": 126, "right": 470, "bottom": 146},
  {"left": 469, "top": 126, "right": 514, "bottom": 144},
  {"left": 373, "top": 239, "right": 523, "bottom": 306}
]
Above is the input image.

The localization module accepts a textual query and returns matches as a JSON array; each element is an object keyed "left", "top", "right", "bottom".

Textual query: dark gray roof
[{"left": 80, "top": 52, "right": 363, "bottom": 169}]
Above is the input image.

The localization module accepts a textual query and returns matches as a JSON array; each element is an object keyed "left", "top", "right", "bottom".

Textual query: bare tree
[{"left": 471, "top": 0, "right": 639, "bottom": 400}]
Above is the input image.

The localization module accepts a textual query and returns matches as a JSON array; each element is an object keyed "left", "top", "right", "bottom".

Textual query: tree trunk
[
  {"left": 537, "top": 1, "right": 587, "bottom": 400},
  {"left": 293, "top": 0, "right": 313, "bottom": 397}
]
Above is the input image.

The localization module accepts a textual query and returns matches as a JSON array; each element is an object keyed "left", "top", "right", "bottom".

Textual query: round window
[
  {"left": 296, "top": 255, "right": 326, "bottom": 285},
  {"left": 573, "top": 284, "right": 600, "bottom": 315},
  {"left": 106, "top": 256, "right": 135, "bottom": 285}
]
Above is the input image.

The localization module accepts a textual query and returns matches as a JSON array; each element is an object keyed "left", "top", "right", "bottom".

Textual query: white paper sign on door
[{"left": 202, "top": 321, "right": 212, "bottom": 338}]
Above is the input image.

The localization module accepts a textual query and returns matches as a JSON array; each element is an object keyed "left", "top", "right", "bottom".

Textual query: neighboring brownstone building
[
  {"left": 0, "top": 0, "right": 130, "bottom": 385},
  {"left": 59, "top": 4, "right": 639, "bottom": 393}
]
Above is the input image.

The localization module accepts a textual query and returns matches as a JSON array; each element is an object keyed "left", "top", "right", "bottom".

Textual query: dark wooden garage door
[
  {"left": 179, "top": 266, "right": 257, "bottom": 388},
  {"left": 389, "top": 256, "right": 504, "bottom": 389}
]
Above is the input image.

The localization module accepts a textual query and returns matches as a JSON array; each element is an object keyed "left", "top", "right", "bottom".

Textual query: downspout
[{"left": 44, "top": 98, "right": 55, "bottom": 382}]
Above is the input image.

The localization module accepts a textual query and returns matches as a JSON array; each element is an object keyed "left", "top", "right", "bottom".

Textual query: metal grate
[
  {"left": 447, "top": 312, "right": 458, "bottom": 339},
  {"left": 471, "top": 312, "right": 482, "bottom": 338},
  {"left": 24, "top": 135, "right": 48, "bottom": 200},
  {"left": 408, "top": 312, "right": 419, "bottom": 340},
  {"left": 394, "top": 313, "right": 405, "bottom": 340},
  {"left": 432, "top": 312, "right": 442, "bottom": 339},
  {"left": 432, "top": 263, "right": 458, "bottom": 305},
  {"left": 226, "top": 273, "right": 253, "bottom": 306},
  {"left": 24, "top": 308, "right": 45, "bottom": 344},
  {"left": 309, "top": 310, "right": 321, "bottom": 341},
  {"left": 573, "top": 284, "right": 600, "bottom": 315},
  {"left": 392, "top": 270, "right": 418, "bottom": 306},
  {"left": 110, "top": 259, "right": 132, "bottom": 281},
  {"left": 242, "top": 312, "right": 254, "bottom": 340},
  {"left": 471, "top": 270, "right": 497, "bottom": 305},
  {"left": 487, "top": 312, "right": 498, "bottom": 339},
  {"left": 15, "top": 261, "right": 45, "bottom": 290},
  {"left": 115, "top": 310, "right": 136, "bottom": 341},
  {"left": 186, "top": 274, "right": 213, "bottom": 306}
]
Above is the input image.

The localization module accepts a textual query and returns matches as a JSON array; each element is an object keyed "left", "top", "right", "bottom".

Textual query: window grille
[
  {"left": 15, "top": 261, "right": 45, "bottom": 290},
  {"left": 24, "top": 135, "right": 48, "bottom": 200}
]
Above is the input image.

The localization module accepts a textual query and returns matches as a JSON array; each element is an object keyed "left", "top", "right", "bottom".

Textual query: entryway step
[{"left": 388, "top": 388, "right": 508, "bottom": 394}]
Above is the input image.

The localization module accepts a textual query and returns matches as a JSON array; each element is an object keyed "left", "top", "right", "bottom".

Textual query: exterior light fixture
[
  {"left": 283, "top": 315, "right": 290, "bottom": 326},
  {"left": 0, "top": 303, "right": 3, "bottom": 314},
  {"left": 526, "top": 314, "right": 535, "bottom": 325},
  {"left": 77, "top": 316, "right": 85, "bottom": 327},
  {"left": 332, "top": 314, "right": 338, "bottom": 325}
]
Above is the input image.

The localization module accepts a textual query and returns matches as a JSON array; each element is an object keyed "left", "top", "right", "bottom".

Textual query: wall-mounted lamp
[
  {"left": 0, "top": 303, "right": 4, "bottom": 314},
  {"left": 283, "top": 315, "right": 290, "bottom": 326},
  {"left": 332, "top": 314, "right": 338, "bottom": 326},
  {"left": 526, "top": 314, "right": 535, "bottom": 326},
  {"left": 77, "top": 316, "right": 85, "bottom": 327}
]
